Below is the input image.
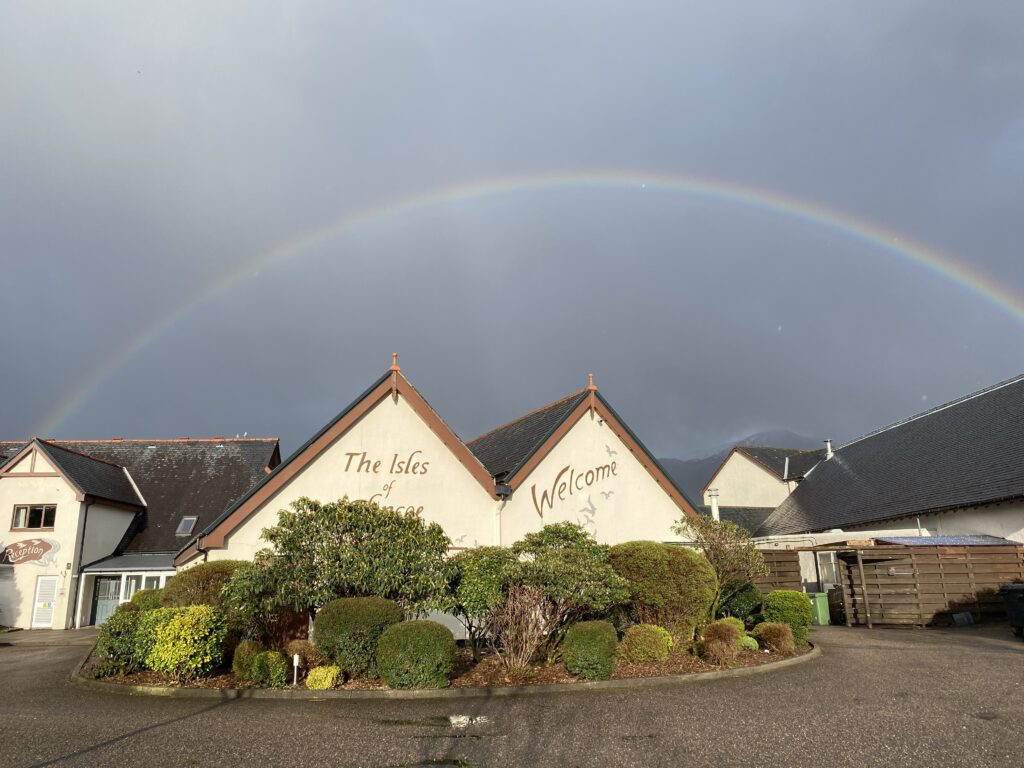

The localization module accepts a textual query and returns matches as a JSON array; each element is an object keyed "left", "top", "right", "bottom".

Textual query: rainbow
[{"left": 32, "top": 169, "right": 1024, "bottom": 437}]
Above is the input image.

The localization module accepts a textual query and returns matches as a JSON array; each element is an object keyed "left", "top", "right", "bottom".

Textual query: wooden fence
[
  {"left": 835, "top": 545, "right": 1024, "bottom": 627},
  {"left": 755, "top": 549, "right": 803, "bottom": 593}
]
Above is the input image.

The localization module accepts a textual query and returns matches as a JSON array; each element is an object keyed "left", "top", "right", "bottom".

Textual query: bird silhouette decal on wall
[
  {"left": 600, "top": 490, "right": 614, "bottom": 500},
  {"left": 605, "top": 445, "right": 617, "bottom": 457},
  {"left": 577, "top": 496, "right": 598, "bottom": 534}
]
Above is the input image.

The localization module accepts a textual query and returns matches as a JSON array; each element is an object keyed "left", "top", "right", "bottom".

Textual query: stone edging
[{"left": 71, "top": 642, "right": 820, "bottom": 700}]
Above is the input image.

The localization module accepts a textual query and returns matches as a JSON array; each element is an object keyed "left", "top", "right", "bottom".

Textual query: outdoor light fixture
[{"left": 293, "top": 654, "right": 300, "bottom": 686}]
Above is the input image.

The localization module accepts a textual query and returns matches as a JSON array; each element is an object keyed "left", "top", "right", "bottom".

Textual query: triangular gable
[
  {"left": 176, "top": 367, "right": 498, "bottom": 565},
  {"left": 502, "top": 388, "right": 697, "bottom": 518}
]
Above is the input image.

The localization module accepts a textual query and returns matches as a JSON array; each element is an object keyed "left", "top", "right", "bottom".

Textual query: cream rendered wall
[
  {"left": 0, "top": 473, "right": 81, "bottom": 629},
  {"left": 702, "top": 452, "right": 789, "bottom": 508},
  {"left": 210, "top": 395, "right": 498, "bottom": 561},
  {"left": 499, "top": 413, "right": 685, "bottom": 546},
  {"left": 80, "top": 504, "right": 136, "bottom": 564},
  {"left": 846, "top": 504, "right": 1024, "bottom": 543}
]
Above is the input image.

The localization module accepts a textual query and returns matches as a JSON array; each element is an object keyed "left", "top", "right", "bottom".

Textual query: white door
[{"left": 32, "top": 575, "right": 59, "bottom": 628}]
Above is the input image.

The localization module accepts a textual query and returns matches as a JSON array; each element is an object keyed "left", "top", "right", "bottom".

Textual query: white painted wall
[
  {"left": 499, "top": 413, "right": 685, "bottom": 545},
  {"left": 211, "top": 395, "right": 498, "bottom": 561},
  {"left": 702, "top": 452, "right": 789, "bottom": 508},
  {"left": 846, "top": 503, "right": 1024, "bottom": 544},
  {"left": 80, "top": 504, "right": 135, "bottom": 565}
]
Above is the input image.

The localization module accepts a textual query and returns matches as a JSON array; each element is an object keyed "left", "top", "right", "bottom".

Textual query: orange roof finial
[
  {"left": 390, "top": 352, "right": 400, "bottom": 372},
  {"left": 587, "top": 372, "right": 596, "bottom": 391}
]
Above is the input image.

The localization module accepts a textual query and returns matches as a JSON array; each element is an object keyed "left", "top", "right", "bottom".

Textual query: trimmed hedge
[
  {"left": 376, "top": 620, "right": 457, "bottom": 689},
  {"left": 161, "top": 561, "right": 247, "bottom": 609},
  {"left": 306, "top": 665, "right": 343, "bottom": 690},
  {"left": 752, "top": 622, "right": 796, "bottom": 654},
  {"left": 762, "top": 590, "right": 812, "bottom": 645},
  {"left": 562, "top": 620, "right": 618, "bottom": 681},
  {"left": 608, "top": 541, "right": 717, "bottom": 640},
  {"left": 251, "top": 650, "right": 289, "bottom": 687},
  {"left": 96, "top": 606, "right": 141, "bottom": 672},
  {"left": 130, "top": 589, "right": 164, "bottom": 611},
  {"left": 313, "top": 597, "right": 404, "bottom": 679},
  {"left": 232, "top": 639, "right": 265, "bottom": 681},
  {"left": 701, "top": 619, "right": 740, "bottom": 665},
  {"left": 619, "top": 624, "right": 673, "bottom": 664},
  {"left": 147, "top": 605, "right": 229, "bottom": 681},
  {"left": 133, "top": 607, "right": 187, "bottom": 669}
]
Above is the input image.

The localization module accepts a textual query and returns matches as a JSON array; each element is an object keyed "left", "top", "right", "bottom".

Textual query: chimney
[
  {"left": 825, "top": 439, "right": 834, "bottom": 460},
  {"left": 708, "top": 488, "right": 720, "bottom": 521}
]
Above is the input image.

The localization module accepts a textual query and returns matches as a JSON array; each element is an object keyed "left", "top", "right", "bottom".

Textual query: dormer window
[{"left": 175, "top": 516, "right": 198, "bottom": 537}]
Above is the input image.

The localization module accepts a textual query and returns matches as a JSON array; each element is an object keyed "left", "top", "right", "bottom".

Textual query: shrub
[
  {"left": 718, "top": 616, "right": 745, "bottom": 636},
  {"left": 608, "top": 541, "right": 717, "bottom": 642},
  {"left": 619, "top": 624, "right": 673, "bottom": 664},
  {"left": 376, "top": 621, "right": 457, "bottom": 689},
  {"left": 720, "top": 581, "right": 763, "bottom": 621},
  {"left": 752, "top": 622, "right": 796, "bottom": 654},
  {"left": 251, "top": 650, "right": 289, "bottom": 687},
  {"left": 451, "top": 546, "right": 517, "bottom": 661},
  {"left": 133, "top": 607, "right": 187, "bottom": 669},
  {"left": 286, "top": 639, "right": 324, "bottom": 670},
  {"left": 161, "top": 561, "right": 247, "bottom": 609},
  {"left": 739, "top": 634, "right": 759, "bottom": 652},
  {"left": 130, "top": 589, "right": 164, "bottom": 611},
  {"left": 232, "top": 639, "right": 265, "bottom": 681},
  {"left": 485, "top": 583, "right": 548, "bottom": 674},
  {"left": 762, "top": 590, "right": 813, "bottom": 645},
  {"left": 147, "top": 605, "right": 229, "bottom": 681},
  {"left": 81, "top": 656, "right": 123, "bottom": 680},
  {"left": 313, "top": 597, "right": 404, "bottom": 678},
  {"left": 96, "top": 608, "right": 141, "bottom": 672},
  {"left": 561, "top": 620, "right": 618, "bottom": 681},
  {"left": 701, "top": 619, "right": 741, "bottom": 665},
  {"left": 305, "top": 665, "right": 343, "bottom": 690}
]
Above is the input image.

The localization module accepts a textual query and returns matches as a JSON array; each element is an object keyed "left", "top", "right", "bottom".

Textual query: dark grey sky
[{"left": 3, "top": 2, "right": 1023, "bottom": 460}]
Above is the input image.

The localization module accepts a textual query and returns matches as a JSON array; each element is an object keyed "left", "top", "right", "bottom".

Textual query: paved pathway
[{"left": 0, "top": 625, "right": 1021, "bottom": 767}]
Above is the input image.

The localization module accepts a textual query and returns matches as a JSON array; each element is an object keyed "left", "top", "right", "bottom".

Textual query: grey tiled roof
[
  {"left": 736, "top": 446, "right": 826, "bottom": 480},
  {"left": 0, "top": 438, "right": 280, "bottom": 553},
  {"left": 468, "top": 390, "right": 589, "bottom": 479},
  {"left": 36, "top": 440, "right": 144, "bottom": 507},
  {"left": 82, "top": 552, "right": 176, "bottom": 572},
  {"left": 756, "top": 373, "right": 1024, "bottom": 536},
  {"left": 698, "top": 506, "right": 776, "bottom": 535}
]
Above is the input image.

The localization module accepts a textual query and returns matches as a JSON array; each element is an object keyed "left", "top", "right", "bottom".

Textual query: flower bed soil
[{"left": 92, "top": 643, "right": 811, "bottom": 691}]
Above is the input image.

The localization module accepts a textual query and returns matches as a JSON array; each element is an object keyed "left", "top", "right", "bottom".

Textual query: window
[
  {"left": 12, "top": 505, "right": 56, "bottom": 530},
  {"left": 123, "top": 575, "right": 142, "bottom": 601},
  {"left": 144, "top": 576, "right": 160, "bottom": 590},
  {"left": 175, "top": 516, "right": 198, "bottom": 537}
]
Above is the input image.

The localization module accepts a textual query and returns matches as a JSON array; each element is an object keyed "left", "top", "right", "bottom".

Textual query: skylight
[{"left": 175, "top": 516, "right": 198, "bottom": 536}]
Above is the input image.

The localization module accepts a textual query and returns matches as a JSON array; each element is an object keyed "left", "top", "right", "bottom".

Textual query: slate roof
[
  {"left": 756, "top": 373, "right": 1024, "bottom": 537},
  {"left": 467, "top": 390, "right": 590, "bottom": 479},
  {"left": 698, "top": 505, "right": 775, "bottom": 535},
  {"left": 0, "top": 438, "right": 280, "bottom": 553},
  {"left": 735, "top": 446, "right": 826, "bottom": 480},
  {"left": 874, "top": 535, "right": 1020, "bottom": 547}
]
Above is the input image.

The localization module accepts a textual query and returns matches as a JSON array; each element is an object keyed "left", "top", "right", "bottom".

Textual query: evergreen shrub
[
  {"left": 147, "top": 605, "right": 228, "bottom": 681},
  {"left": 376, "top": 620, "right": 457, "bottom": 689},
  {"left": 161, "top": 561, "right": 247, "bottom": 609},
  {"left": 96, "top": 607, "right": 141, "bottom": 672},
  {"left": 130, "top": 589, "right": 164, "bottom": 611},
  {"left": 607, "top": 541, "right": 717, "bottom": 640},
  {"left": 232, "top": 639, "right": 265, "bottom": 681},
  {"left": 561, "top": 620, "right": 618, "bottom": 681},
  {"left": 313, "top": 597, "right": 403, "bottom": 678},
  {"left": 762, "top": 590, "right": 812, "bottom": 645},
  {"left": 738, "top": 634, "right": 760, "bottom": 652},
  {"left": 619, "top": 624, "right": 673, "bottom": 664},
  {"left": 286, "top": 638, "right": 324, "bottom": 670},
  {"left": 305, "top": 665, "right": 343, "bottom": 690},
  {"left": 250, "top": 650, "right": 289, "bottom": 687},
  {"left": 701, "top": 619, "right": 741, "bottom": 665},
  {"left": 133, "top": 607, "right": 187, "bottom": 669},
  {"left": 751, "top": 622, "right": 796, "bottom": 654},
  {"left": 720, "top": 582, "right": 763, "bottom": 621}
]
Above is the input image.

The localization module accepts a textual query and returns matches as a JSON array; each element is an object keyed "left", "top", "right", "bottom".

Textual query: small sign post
[{"left": 293, "top": 654, "right": 300, "bottom": 686}]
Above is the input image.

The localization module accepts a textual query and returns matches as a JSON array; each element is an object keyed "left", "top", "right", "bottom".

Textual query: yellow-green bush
[
  {"left": 619, "top": 624, "right": 673, "bottom": 663},
  {"left": 250, "top": 650, "right": 289, "bottom": 687},
  {"left": 306, "top": 665, "right": 342, "bottom": 690},
  {"left": 147, "top": 605, "right": 228, "bottom": 681},
  {"left": 133, "top": 607, "right": 187, "bottom": 668}
]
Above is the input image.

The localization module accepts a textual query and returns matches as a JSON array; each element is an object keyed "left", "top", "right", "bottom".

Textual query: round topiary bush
[
  {"left": 762, "top": 590, "right": 812, "bottom": 645},
  {"left": 751, "top": 622, "right": 796, "bottom": 654},
  {"left": 718, "top": 616, "right": 745, "bottom": 635},
  {"left": 250, "top": 650, "right": 289, "bottom": 687},
  {"left": 130, "top": 588, "right": 164, "bottom": 611},
  {"left": 738, "top": 634, "right": 759, "bottom": 652},
  {"left": 285, "top": 638, "right": 324, "bottom": 670},
  {"left": 562, "top": 620, "right": 618, "bottom": 681},
  {"left": 701, "top": 619, "right": 741, "bottom": 665},
  {"left": 313, "top": 597, "right": 404, "bottom": 679},
  {"left": 231, "top": 639, "right": 265, "bottom": 681},
  {"left": 133, "top": 607, "right": 188, "bottom": 670},
  {"left": 305, "top": 665, "right": 342, "bottom": 690},
  {"left": 147, "top": 605, "right": 229, "bottom": 681},
  {"left": 608, "top": 541, "right": 717, "bottom": 641},
  {"left": 619, "top": 624, "right": 673, "bottom": 664},
  {"left": 96, "top": 606, "right": 142, "bottom": 673},
  {"left": 376, "top": 620, "right": 457, "bottom": 689},
  {"left": 161, "top": 561, "right": 248, "bottom": 609}
]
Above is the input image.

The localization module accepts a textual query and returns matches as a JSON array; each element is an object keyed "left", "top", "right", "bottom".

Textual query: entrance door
[
  {"left": 91, "top": 576, "right": 122, "bottom": 626},
  {"left": 32, "top": 575, "right": 59, "bottom": 628}
]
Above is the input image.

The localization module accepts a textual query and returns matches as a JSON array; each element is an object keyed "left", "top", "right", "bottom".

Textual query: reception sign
[{"left": 1, "top": 538, "right": 60, "bottom": 566}]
